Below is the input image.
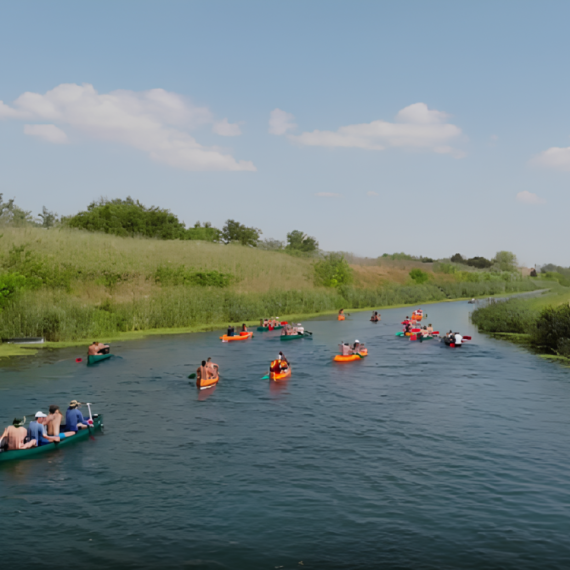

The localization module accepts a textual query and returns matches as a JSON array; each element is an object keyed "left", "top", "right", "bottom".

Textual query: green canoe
[
  {"left": 256, "top": 325, "right": 284, "bottom": 332},
  {"left": 87, "top": 353, "right": 113, "bottom": 365},
  {"left": 280, "top": 332, "right": 312, "bottom": 341},
  {"left": 0, "top": 414, "right": 103, "bottom": 464}
]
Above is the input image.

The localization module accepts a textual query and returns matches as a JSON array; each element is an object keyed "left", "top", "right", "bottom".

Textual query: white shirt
[
  {"left": 455, "top": 334, "right": 462, "bottom": 345},
  {"left": 297, "top": 326, "right": 304, "bottom": 334}
]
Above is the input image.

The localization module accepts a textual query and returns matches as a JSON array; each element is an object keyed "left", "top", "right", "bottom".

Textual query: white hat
[
  {"left": 35, "top": 411, "right": 47, "bottom": 418},
  {"left": 355, "top": 340, "right": 360, "bottom": 343}
]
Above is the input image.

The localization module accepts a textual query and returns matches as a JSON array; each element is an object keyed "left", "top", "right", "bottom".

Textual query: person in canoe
[
  {"left": 427, "top": 323, "right": 434, "bottom": 335},
  {"left": 338, "top": 309, "right": 345, "bottom": 321},
  {"left": 46, "top": 405, "right": 75, "bottom": 438},
  {"left": 352, "top": 340, "right": 363, "bottom": 353},
  {"left": 371, "top": 311, "right": 381, "bottom": 322},
  {"left": 66, "top": 400, "right": 93, "bottom": 433},
  {"left": 340, "top": 342, "right": 353, "bottom": 356},
  {"left": 241, "top": 323, "right": 248, "bottom": 333},
  {"left": 1, "top": 418, "right": 37, "bottom": 450},
  {"left": 28, "top": 412, "right": 62, "bottom": 446},
  {"left": 197, "top": 360, "right": 214, "bottom": 382},
  {"left": 88, "top": 341, "right": 110, "bottom": 356},
  {"left": 403, "top": 322, "right": 412, "bottom": 334},
  {"left": 296, "top": 323, "right": 305, "bottom": 335},
  {"left": 270, "top": 352, "right": 289, "bottom": 374},
  {"left": 227, "top": 325, "right": 235, "bottom": 337},
  {"left": 206, "top": 357, "right": 219, "bottom": 376}
]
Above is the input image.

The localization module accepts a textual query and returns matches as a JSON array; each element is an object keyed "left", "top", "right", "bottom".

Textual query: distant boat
[{"left": 87, "top": 353, "right": 113, "bottom": 365}]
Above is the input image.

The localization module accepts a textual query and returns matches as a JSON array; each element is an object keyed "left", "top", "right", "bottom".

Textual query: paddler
[
  {"left": 427, "top": 323, "right": 434, "bottom": 334},
  {"left": 352, "top": 340, "right": 361, "bottom": 353},
  {"left": 197, "top": 360, "right": 212, "bottom": 381},
  {"left": 206, "top": 357, "right": 219, "bottom": 376},
  {"left": 241, "top": 323, "right": 248, "bottom": 333},
  {"left": 88, "top": 341, "right": 110, "bottom": 356},
  {"left": 227, "top": 325, "right": 235, "bottom": 337},
  {"left": 278, "top": 351, "right": 289, "bottom": 369}
]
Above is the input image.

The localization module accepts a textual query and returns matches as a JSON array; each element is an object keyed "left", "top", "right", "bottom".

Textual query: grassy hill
[{"left": 0, "top": 227, "right": 541, "bottom": 347}]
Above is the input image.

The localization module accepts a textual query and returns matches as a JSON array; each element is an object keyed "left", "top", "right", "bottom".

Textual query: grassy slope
[{"left": 0, "top": 227, "right": 538, "bottom": 358}]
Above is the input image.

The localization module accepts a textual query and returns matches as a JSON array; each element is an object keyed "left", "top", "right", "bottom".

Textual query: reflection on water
[{"left": 1, "top": 301, "right": 570, "bottom": 569}]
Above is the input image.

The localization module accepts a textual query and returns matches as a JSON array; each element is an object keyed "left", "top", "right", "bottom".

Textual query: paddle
[
  {"left": 261, "top": 374, "right": 269, "bottom": 380},
  {"left": 462, "top": 336, "right": 472, "bottom": 340},
  {"left": 188, "top": 373, "right": 196, "bottom": 379}
]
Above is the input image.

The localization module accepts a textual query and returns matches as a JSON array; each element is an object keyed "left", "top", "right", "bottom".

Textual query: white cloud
[
  {"left": 533, "top": 146, "right": 570, "bottom": 171},
  {"left": 269, "top": 108, "right": 297, "bottom": 135},
  {"left": 315, "top": 192, "right": 340, "bottom": 198},
  {"left": 367, "top": 191, "right": 378, "bottom": 196},
  {"left": 288, "top": 103, "right": 463, "bottom": 157},
  {"left": 24, "top": 124, "right": 68, "bottom": 144},
  {"left": 212, "top": 118, "right": 242, "bottom": 137},
  {"left": 516, "top": 191, "right": 545, "bottom": 205},
  {"left": 0, "top": 83, "right": 255, "bottom": 172}
]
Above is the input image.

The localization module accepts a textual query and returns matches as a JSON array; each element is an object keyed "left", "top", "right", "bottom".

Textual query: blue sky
[{"left": 1, "top": 0, "right": 569, "bottom": 266}]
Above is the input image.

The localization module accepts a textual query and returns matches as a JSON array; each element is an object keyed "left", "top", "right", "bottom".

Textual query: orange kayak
[
  {"left": 220, "top": 331, "right": 253, "bottom": 342},
  {"left": 338, "top": 315, "right": 345, "bottom": 321},
  {"left": 333, "top": 348, "right": 368, "bottom": 362},
  {"left": 197, "top": 374, "right": 219, "bottom": 390},
  {"left": 270, "top": 366, "right": 291, "bottom": 382}
]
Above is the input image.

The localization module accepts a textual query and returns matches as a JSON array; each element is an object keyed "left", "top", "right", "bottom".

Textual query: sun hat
[
  {"left": 69, "top": 400, "right": 79, "bottom": 408},
  {"left": 35, "top": 411, "right": 47, "bottom": 418},
  {"left": 12, "top": 418, "right": 25, "bottom": 427}
]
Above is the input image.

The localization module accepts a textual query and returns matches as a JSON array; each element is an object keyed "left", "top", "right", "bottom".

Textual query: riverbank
[
  {"left": 471, "top": 285, "right": 570, "bottom": 363},
  {"left": 0, "top": 290, "right": 544, "bottom": 361}
]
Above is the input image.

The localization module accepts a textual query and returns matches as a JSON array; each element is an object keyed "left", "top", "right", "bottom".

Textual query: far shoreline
[{"left": 0, "top": 290, "right": 548, "bottom": 362}]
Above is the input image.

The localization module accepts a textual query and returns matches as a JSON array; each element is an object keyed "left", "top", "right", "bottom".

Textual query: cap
[
  {"left": 35, "top": 411, "right": 47, "bottom": 418},
  {"left": 355, "top": 340, "right": 360, "bottom": 343}
]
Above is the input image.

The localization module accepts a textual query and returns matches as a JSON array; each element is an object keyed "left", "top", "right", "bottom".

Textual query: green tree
[
  {"left": 409, "top": 268, "right": 429, "bottom": 284},
  {"left": 285, "top": 230, "right": 319, "bottom": 253},
  {"left": 0, "top": 194, "right": 34, "bottom": 227},
  {"left": 63, "top": 197, "right": 190, "bottom": 239},
  {"left": 314, "top": 253, "right": 353, "bottom": 288},
  {"left": 493, "top": 251, "right": 517, "bottom": 272},
  {"left": 450, "top": 253, "right": 465, "bottom": 263},
  {"left": 466, "top": 256, "right": 493, "bottom": 269},
  {"left": 221, "top": 219, "right": 262, "bottom": 247},
  {"left": 38, "top": 206, "right": 59, "bottom": 228}
]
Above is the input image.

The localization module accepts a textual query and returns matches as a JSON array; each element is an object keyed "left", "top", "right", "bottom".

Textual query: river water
[{"left": 1, "top": 301, "right": 570, "bottom": 569}]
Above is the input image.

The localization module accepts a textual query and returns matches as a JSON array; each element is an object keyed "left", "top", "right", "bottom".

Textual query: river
[{"left": 1, "top": 301, "right": 570, "bottom": 569}]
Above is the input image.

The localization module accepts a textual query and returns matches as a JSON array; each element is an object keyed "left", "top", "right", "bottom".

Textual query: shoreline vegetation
[
  {"left": 1, "top": 195, "right": 565, "bottom": 361},
  {"left": 471, "top": 285, "right": 570, "bottom": 364}
]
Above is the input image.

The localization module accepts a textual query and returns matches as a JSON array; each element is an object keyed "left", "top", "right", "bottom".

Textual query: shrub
[
  {"left": 0, "top": 272, "right": 27, "bottom": 307},
  {"left": 154, "top": 265, "right": 233, "bottom": 287},
  {"left": 409, "top": 268, "right": 429, "bottom": 284},
  {"left": 314, "top": 253, "right": 353, "bottom": 288},
  {"left": 471, "top": 299, "right": 537, "bottom": 334},
  {"left": 450, "top": 253, "right": 465, "bottom": 264},
  {"left": 531, "top": 305, "right": 570, "bottom": 354},
  {"left": 466, "top": 256, "right": 493, "bottom": 269}
]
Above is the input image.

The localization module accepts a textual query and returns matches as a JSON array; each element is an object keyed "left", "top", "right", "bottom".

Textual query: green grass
[{"left": 0, "top": 226, "right": 543, "bottom": 357}]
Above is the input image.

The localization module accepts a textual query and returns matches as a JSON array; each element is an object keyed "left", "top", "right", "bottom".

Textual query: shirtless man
[
  {"left": 206, "top": 357, "right": 219, "bottom": 376},
  {"left": 1, "top": 419, "right": 36, "bottom": 450},
  {"left": 197, "top": 361, "right": 211, "bottom": 381},
  {"left": 46, "top": 405, "right": 75, "bottom": 437},
  {"left": 88, "top": 341, "right": 109, "bottom": 356}
]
